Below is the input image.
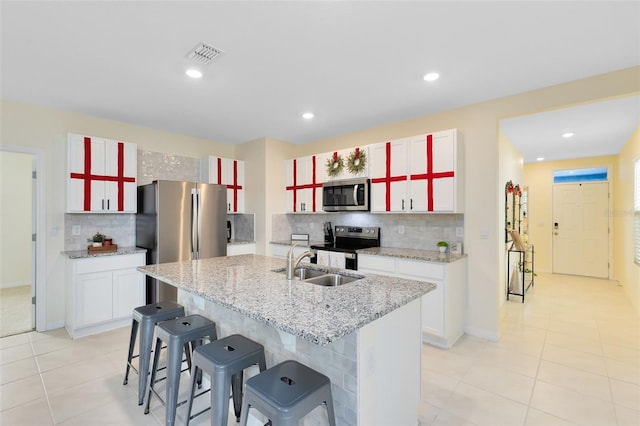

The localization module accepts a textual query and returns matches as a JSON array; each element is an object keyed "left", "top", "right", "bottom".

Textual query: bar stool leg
[
  {"left": 231, "top": 372, "right": 243, "bottom": 422},
  {"left": 137, "top": 318, "right": 155, "bottom": 405},
  {"left": 211, "top": 367, "right": 233, "bottom": 426},
  {"left": 165, "top": 338, "right": 185, "bottom": 426},
  {"left": 185, "top": 363, "right": 200, "bottom": 426},
  {"left": 123, "top": 318, "right": 138, "bottom": 386},
  {"left": 144, "top": 337, "right": 162, "bottom": 415}
]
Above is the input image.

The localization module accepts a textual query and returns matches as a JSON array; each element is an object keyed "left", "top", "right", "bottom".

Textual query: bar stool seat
[
  {"left": 186, "top": 334, "right": 267, "bottom": 425},
  {"left": 123, "top": 301, "right": 185, "bottom": 405},
  {"left": 144, "top": 314, "right": 218, "bottom": 426},
  {"left": 239, "top": 360, "right": 336, "bottom": 426}
]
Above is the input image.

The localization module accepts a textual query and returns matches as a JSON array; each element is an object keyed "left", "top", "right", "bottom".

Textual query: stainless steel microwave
[{"left": 322, "top": 178, "right": 370, "bottom": 212}]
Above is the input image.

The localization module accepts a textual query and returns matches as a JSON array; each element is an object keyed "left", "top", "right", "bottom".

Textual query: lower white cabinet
[
  {"left": 227, "top": 243, "right": 256, "bottom": 256},
  {"left": 66, "top": 252, "right": 145, "bottom": 338},
  {"left": 358, "top": 254, "right": 467, "bottom": 348},
  {"left": 269, "top": 243, "right": 313, "bottom": 264}
]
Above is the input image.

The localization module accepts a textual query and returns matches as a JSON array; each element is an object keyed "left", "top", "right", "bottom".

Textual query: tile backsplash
[
  {"left": 272, "top": 213, "right": 464, "bottom": 251},
  {"left": 65, "top": 213, "right": 135, "bottom": 250}
]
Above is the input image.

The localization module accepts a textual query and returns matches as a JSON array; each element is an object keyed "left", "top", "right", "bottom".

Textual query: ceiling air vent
[{"left": 186, "top": 42, "right": 223, "bottom": 65}]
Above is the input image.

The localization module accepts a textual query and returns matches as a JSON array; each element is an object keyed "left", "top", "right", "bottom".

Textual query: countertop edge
[{"left": 62, "top": 246, "right": 147, "bottom": 259}]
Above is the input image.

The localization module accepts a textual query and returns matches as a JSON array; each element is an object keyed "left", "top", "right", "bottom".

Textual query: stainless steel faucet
[{"left": 286, "top": 243, "right": 314, "bottom": 280}]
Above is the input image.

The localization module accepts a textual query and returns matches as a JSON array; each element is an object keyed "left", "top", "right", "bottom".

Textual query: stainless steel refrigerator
[{"left": 136, "top": 180, "right": 227, "bottom": 303}]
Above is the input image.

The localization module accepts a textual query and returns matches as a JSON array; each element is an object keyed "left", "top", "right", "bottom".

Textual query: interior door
[{"left": 552, "top": 182, "right": 609, "bottom": 278}]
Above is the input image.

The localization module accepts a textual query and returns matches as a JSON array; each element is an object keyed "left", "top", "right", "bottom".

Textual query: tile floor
[
  {"left": 0, "top": 285, "right": 32, "bottom": 337},
  {"left": 0, "top": 272, "right": 638, "bottom": 425}
]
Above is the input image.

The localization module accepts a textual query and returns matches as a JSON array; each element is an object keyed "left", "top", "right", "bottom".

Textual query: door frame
[{"left": 1, "top": 145, "right": 47, "bottom": 332}]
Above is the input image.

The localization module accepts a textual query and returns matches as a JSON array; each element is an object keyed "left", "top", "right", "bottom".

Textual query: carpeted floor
[{"left": 0, "top": 285, "right": 33, "bottom": 337}]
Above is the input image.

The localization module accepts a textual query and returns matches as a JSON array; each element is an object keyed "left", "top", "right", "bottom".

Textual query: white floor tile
[
  {"left": 609, "top": 378, "right": 640, "bottom": 411},
  {"left": 0, "top": 373, "right": 46, "bottom": 411},
  {"left": 541, "top": 343, "right": 608, "bottom": 376},
  {"left": 0, "top": 356, "right": 39, "bottom": 385},
  {"left": 530, "top": 380, "right": 617, "bottom": 426},
  {"left": 614, "top": 403, "right": 640, "bottom": 426},
  {"left": 461, "top": 363, "right": 535, "bottom": 405},
  {"left": 536, "top": 360, "right": 612, "bottom": 402},
  {"left": 524, "top": 407, "right": 576, "bottom": 426},
  {"left": 0, "top": 343, "right": 34, "bottom": 365},
  {"left": 0, "top": 398, "right": 54, "bottom": 426}
]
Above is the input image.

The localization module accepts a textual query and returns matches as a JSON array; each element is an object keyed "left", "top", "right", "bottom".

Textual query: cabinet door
[
  {"left": 225, "top": 159, "right": 245, "bottom": 213},
  {"left": 103, "top": 140, "right": 137, "bottom": 213},
  {"left": 68, "top": 135, "right": 107, "bottom": 212},
  {"left": 284, "top": 159, "right": 296, "bottom": 213},
  {"left": 76, "top": 271, "right": 113, "bottom": 326},
  {"left": 112, "top": 268, "right": 145, "bottom": 319},
  {"left": 430, "top": 130, "right": 456, "bottom": 212},
  {"left": 370, "top": 140, "right": 408, "bottom": 212}
]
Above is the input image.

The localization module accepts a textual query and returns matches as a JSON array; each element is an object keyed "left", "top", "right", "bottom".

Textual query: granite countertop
[
  {"left": 138, "top": 254, "right": 435, "bottom": 346},
  {"left": 228, "top": 240, "right": 256, "bottom": 245},
  {"left": 357, "top": 247, "right": 467, "bottom": 263},
  {"left": 62, "top": 246, "right": 146, "bottom": 259}
]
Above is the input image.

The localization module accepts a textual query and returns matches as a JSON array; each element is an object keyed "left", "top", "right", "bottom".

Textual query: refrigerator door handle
[
  {"left": 197, "top": 187, "right": 203, "bottom": 259},
  {"left": 191, "top": 188, "right": 199, "bottom": 259}
]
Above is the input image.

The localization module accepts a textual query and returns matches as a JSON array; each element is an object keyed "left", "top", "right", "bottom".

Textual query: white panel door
[
  {"left": 112, "top": 269, "right": 144, "bottom": 319},
  {"left": 552, "top": 182, "right": 609, "bottom": 278},
  {"left": 370, "top": 140, "right": 408, "bottom": 212},
  {"left": 76, "top": 271, "right": 113, "bottom": 326}
]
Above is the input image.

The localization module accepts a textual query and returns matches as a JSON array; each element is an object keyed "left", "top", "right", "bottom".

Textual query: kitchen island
[{"left": 138, "top": 254, "right": 435, "bottom": 425}]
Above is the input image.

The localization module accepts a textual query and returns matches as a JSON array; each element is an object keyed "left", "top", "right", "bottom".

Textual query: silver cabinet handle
[{"left": 353, "top": 185, "right": 359, "bottom": 206}]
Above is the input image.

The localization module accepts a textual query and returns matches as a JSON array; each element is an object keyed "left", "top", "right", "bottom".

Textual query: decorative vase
[{"left": 439, "top": 246, "right": 446, "bottom": 253}]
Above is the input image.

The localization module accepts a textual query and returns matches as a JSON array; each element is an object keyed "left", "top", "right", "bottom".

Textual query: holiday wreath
[
  {"left": 346, "top": 147, "right": 366, "bottom": 175},
  {"left": 325, "top": 151, "right": 344, "bottom": 177}
]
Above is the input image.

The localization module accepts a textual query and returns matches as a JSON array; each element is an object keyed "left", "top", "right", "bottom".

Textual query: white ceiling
[{"left": 2, "top": 1, "right": 639, "bottom": 160}]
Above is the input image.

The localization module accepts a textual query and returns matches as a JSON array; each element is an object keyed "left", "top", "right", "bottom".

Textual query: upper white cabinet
[
  {"left": 285, "top": 155, "right": 325, "bottom": 213},
  {"left": 67, "top": 133, "right": 137, "bottom": 213},
  {"left": 200, "top": 156, "right": 245, "bottom": 213},
  {"left": 370, "top": 129, "right": 463, "bottom": 213}
]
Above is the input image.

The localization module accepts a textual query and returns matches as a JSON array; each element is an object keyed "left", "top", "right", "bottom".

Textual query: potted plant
[
  {"left": 437, "top": 241, "right": 448, "bottom": 254},
  {"left": 88, "top": 232, "right": 106, "bottom": 247}
]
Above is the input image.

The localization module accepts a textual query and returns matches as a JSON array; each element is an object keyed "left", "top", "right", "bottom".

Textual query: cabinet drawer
[
  {"left": 74, "top": 253, "right": 145, "bottom": 274},
  {"left": 358, "top": 254, "right": 396, "bottom": 274},
  {"left": 397, "top": 259, "right": 444, "bottom": 281}
]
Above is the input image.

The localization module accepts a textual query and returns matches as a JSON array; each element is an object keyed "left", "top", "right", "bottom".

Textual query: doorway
[
  {"left": 552, "top": 181, "right": 609, "bottom": 278},
  {"left": 0, "top": 146, "right": 46, "bottom": 335}
]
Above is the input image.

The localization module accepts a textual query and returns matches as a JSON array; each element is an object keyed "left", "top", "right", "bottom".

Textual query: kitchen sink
[
  {"left": 274, "top": 266, "right": 363, "bottom": 286},
  {"left": 304, "top": 273, "right": 362, "bottom": 287}
]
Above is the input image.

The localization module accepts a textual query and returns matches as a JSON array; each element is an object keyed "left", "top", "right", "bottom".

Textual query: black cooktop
[{"left": 310, "top": 226, "right": 380, "bottom": 253}]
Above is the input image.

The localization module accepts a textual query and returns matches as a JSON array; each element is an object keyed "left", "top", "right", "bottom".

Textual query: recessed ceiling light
[
  {"left": 562, "top": 132, "right": 574, "bottom": 138},
  {"left": 536, "top": 157, "right": 545, "bottom": 162},
  {"left": 302, "top": 112, "right": 314, "bottom": 119},
  {"left": 423, "top": 72, "right": 440, "bottom": 82},
  {"left": 186, "top": 69, "right": 203, "bottom": 79}
]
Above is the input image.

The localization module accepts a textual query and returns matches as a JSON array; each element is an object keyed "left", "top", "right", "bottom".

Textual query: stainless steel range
[{"left": 310, "top": 226, "right": 380, "bottom": 270}]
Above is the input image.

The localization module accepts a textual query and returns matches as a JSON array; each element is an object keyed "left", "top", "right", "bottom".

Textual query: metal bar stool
[
  {"left": 144, "top": 314, "right": 218, "bottom": 426},
  {"left": 123, "top": 301, "right": 186, "bottom": 405},
  {"left": 185, "top": 334, "right": 267, "bottom": 426},
  {"left": 239, "top": 360, "right": 336, "bottom": 426}
]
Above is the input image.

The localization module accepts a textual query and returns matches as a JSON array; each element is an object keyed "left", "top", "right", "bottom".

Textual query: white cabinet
[
  {"left": 227, "top": 243, "right": 256, "bottom": 256},
  {"left": 370, "top": 139, "right": 409, "bottom": 212},
  {"left": 369, "top": 129, "right": 463, "bottom": 213},
  {"left": 358, "top": 253, "right": 467, "bottom": 348},
  {"left": 200, "top": 156, "right": 246, "bottom": 213},
  {"left": 67, "top": 133, "right": 137, "bottom": 213},
  {"left": 66, "top": 252, "right": 145, "bottom": 338},
  {"left": 269, "top": 243, "right": 313, "bottom": 264},
  {"left": 284, "top": 155, "right": 324, "bottom": 213}
]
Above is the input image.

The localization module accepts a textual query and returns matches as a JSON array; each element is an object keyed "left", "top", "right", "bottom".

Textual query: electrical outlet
[
  {"left": 456, "top": 227, "right": 463, "bottom": 238},
  {"left": 72, "top": 225, "right": 81, "bottom": 236},
  {"left": 398, "top": 225, "right": 405, "bottom": 234}
]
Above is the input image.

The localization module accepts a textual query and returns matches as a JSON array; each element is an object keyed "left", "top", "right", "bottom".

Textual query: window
[
  {"left": 635, "top": 159, "right": 640, "bottom": 264},
  {"left": 553, "top": 167, "right": 608, "bottom": 183}
]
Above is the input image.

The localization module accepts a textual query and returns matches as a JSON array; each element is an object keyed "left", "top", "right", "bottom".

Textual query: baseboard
[
  {"left": 464, "top": 325, "right": 499, "bottom": 342},
  {"left": 45, "top": 320, "right": 65, "bottom": 332},
  {"left": 0, "top": 281, "right": 30, "bottom": 289}
]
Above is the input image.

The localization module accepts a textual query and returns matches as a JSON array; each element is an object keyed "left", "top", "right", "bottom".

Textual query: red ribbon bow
[
  {"left": 355, "top": 147, "right": 360, "bottom": 158},
  {"left": 333, "top": 152, "right": 338, "bottom": 161}
]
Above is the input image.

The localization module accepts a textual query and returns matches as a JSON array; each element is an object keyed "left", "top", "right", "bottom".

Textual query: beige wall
[
  {"left": 498, "top": 129, "right": 524, "bottom": 307},
  {"left": 0, "top": 151, "right": 32, "bottom": 287},
  {"left": 293, "top": 67, "right": 640, "bottom": 339},
  {"left": 523, "top": 155, "right": 618, "bottom": 274},
  {"left": 0, "top": 100, "right": 232, "bottom": 327},
  {"left": 613, "top": 127, "right": 640, "bottom": 310}
]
